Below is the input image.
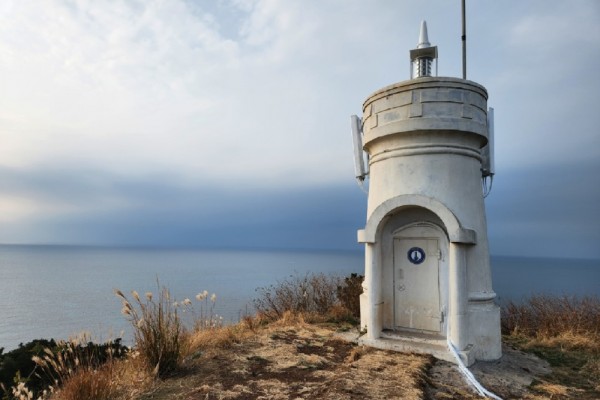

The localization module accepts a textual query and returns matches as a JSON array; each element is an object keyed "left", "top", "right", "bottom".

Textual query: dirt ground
[
  {"left": 136, "top": 323, "right": 558, "bottom": 400},
  {"left": 425, "top": 343, "right": 553, "bottom": 399}
]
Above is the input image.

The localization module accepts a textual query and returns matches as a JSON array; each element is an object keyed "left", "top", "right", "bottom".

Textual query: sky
[{"left": 0, "top": 0, "right": 598, "bottom": 259}]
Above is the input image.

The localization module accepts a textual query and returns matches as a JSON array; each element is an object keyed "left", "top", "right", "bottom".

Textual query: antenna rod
[{"left": 461, "top": 0, "right": 467, "bottom": 79}]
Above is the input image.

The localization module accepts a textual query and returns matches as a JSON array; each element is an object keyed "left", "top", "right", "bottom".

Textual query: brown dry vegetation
[
  {"left": 501, "top": 295, "right": 600, "bottom": 399},
  {"left": 9, "top": 277, "right": 600, "bottom": 400},
  {"left": 53, "top": 312, "right": 585, "bottom": 400},
  {"left": 36, "top": 312, "right": 596, "bottom": 400},
  {"left": 122, "top": 293, "right": 598, "bottom": 400},
  {"left": 136, "top": 315, "right": 432, "bottom": 400}
]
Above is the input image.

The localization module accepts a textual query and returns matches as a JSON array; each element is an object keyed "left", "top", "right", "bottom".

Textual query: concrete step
[{"left": 359, "top": 331, "right": 474, "bottom": 365}]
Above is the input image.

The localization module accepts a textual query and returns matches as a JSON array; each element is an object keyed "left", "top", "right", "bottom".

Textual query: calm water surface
[
  {"left": 1, "top": 245, "right": 598, "bottom": 351},
  {"left": 0, "top": 245, "right": 362, "bottom": 351}
]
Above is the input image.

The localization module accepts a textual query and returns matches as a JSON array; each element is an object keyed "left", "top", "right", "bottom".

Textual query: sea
[{"left": 1, "top": 245, "right": 598, "bottom": 352}]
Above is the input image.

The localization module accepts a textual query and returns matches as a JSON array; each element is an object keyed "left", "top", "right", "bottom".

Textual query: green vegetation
[
  {"left": 0, "top": 339, "right": 56, "bottom": 398},
  {"left": 0, "top": 337, "right": 127, "bottom": 400}
]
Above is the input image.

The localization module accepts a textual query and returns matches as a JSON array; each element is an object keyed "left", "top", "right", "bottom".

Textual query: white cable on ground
[{"left": 447, "top": 338, "right": 503, "bottom": 400}]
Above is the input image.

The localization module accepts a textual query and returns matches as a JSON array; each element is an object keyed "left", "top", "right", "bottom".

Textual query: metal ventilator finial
[
  {"left": 409, "top": 21, "right": 438, "bottom": 78},
  {"left": 417, "top": 20, "right": 431, "bottom": 49}
]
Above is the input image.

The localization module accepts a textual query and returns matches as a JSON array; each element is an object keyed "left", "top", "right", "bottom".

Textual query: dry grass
[
  {"left": 115, "top": 287, "right": 185, "bottom": 377},
  {"left": 502, "top": 295, "right": 600, "bottom": 398},
  {"left": 8, "top": 382, "right": 43, "bottom": 400},
  {"left": 531, "top": 330, "right": 600, "bottom": 353},
  {"left": 186, "top": 323, "right": 254, "bottom": 354},
  {"left": 133, "top": 317, "right": 431, "bottom": 400},
  {"left": 501, "top": 294, "right": 600, "bottom": 340},
  {"left": 33, "top": 291, "right": 593, "bottom": 400},
  {"left": 17, "top": 286, "right": 222, "bottom": 399},
  {"left": 532, "top": 383, "right": 571, "bottom": 399},
  {"left": 27, "top": 333, "right": 130, "bottom": 400},
  {"left": 52, "top": 364, "right": 115, "bottom": 400},
  {"left": 345, "top": 345, "right": 366, "bottom": 363},
  {"left": 48, "top": 352, "right": 153, "bottom": 400},
  {"left": 20, "top": 281, "right": 600, "bottom": 400}
]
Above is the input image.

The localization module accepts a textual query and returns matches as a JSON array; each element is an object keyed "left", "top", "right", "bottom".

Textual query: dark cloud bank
[
  {"left": 2, "top": 161, "right": 598, "bottom": 259},
  {"left": 1, "top": 165, "right": 368, "bottom": 251},
  {"left": 68, "top": 184, "right": 368, "bottom": 251},
  {"left": 486, "top": 159, "right": 600, "bottom": 259}
]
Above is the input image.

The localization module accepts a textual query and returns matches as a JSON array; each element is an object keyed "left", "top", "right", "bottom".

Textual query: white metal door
[{"left": 394, "top": 237, "right": 441, "bottom": 332}]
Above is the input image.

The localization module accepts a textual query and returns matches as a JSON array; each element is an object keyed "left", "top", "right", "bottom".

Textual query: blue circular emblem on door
[{"left": 407, "top": 247, "right": 426, "bottom": 265}]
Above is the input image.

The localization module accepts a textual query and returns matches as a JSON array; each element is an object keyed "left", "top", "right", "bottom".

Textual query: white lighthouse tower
[{"left": 354, "top": 21, "right": 501, "bottom": 365}]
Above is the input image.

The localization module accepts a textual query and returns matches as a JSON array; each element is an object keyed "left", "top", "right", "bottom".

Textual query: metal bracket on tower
[
  {"left": 481, "top": 107, "right": 495, "bottom": 197},
  {"left": 351, "top": 115, "right": 369, "bottom": 192}
]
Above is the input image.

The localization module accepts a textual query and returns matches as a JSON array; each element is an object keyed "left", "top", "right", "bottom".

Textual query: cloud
[
  {"left": 487, "top": 158, "right": 600, "bottom": 259},
  {"left": 0, "top": 0, "right": 482, "bottom": 183},
  {"left": 0, "top": 164, "right": 368, "bottom": 249},
  {"left": 0, "top": 0, "right": 598, "bottom": 258},
  {"left": 1, "top": 156, "right": 598, "bottom": 258},
  {"left": 472, "top": 1, "right": 600, "bottom": 171}
]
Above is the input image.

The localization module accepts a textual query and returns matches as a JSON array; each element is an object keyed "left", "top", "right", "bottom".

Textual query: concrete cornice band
[
  {"left": 363, "top": 77, "right": 488, "bottom": 106},
  {"left": 362, "top": 77, "right": 489, "bottom": 147},
  {"left": 369, "top": 143, "right": 483, "bottom": 165},
  {"left": 357, "top": 194, "right": 476, "bottom": 244}
]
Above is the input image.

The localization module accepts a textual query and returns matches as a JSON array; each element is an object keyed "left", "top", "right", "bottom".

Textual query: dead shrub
[
  {"left": 253, "top": 273, "right": 342, "bottom": 320},
  {"left": 253, "top": 272, "right": 365, "bottom": 323},
  {"left": 336, "top": 273, "right": 364, "bottom": 318},
  {"left": 327, "top": 304, "right": 356, "bottom": 323}
]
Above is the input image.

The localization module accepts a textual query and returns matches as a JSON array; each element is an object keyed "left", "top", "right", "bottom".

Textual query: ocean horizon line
[
  {"left": 0, "top": 242, "right": 364, "bottom": 255},
  {"left": 1, "top": 243, "right": 598, "bottom": 262}
]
